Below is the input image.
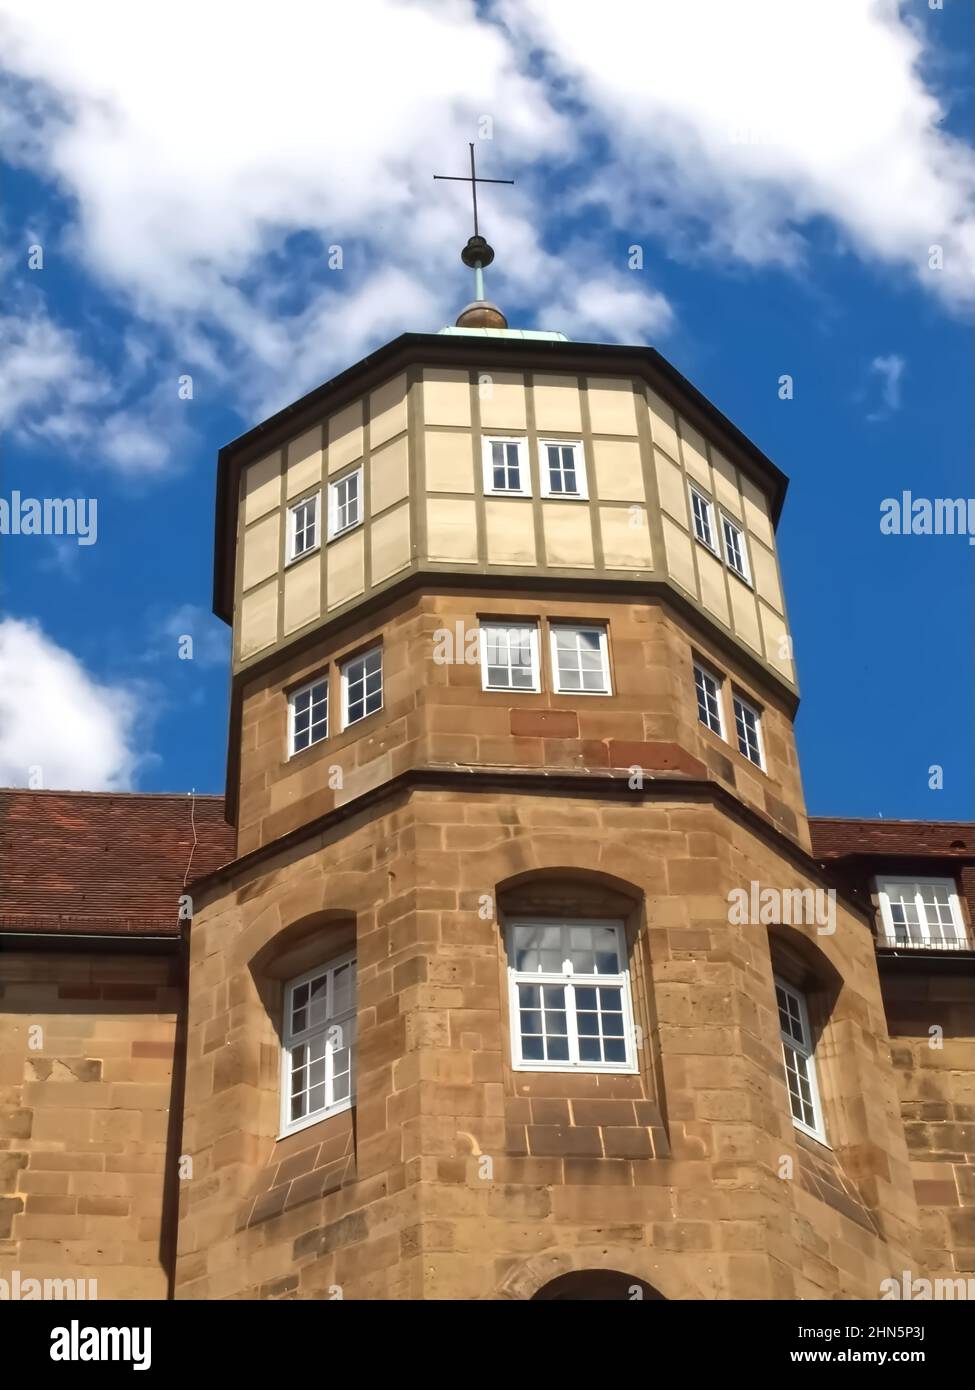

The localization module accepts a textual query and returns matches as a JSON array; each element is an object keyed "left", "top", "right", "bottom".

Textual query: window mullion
[{"left": 565, "top": 981, "right": 579, "bottom": 1066}]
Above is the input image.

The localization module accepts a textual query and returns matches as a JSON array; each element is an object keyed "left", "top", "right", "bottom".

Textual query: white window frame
[
  {"left": 693, "top": 660, "right": 725, "bottom": 738},
  {"left": 286, "top": 492, "right": 321, "bottom": 564},
  {"left": 505, "top": 918, "right": 638, "bottom": 1074},
  {"left": 774, "top": 976, "right": 827, "bottom": 1143},
  {"left": 689, "top": 484, "right": 718, "bottom": 553},
  {"left": 287, "top": 674, "right": 328, "bottom": 757},
  {"left": 549, "top": 624, "right": 612, "bottom": 696},
  {"left": 876, "top": 877, "right": 967, "bottom": 949},
  {"left": 720, "top": 512, "right": 751, "bottom": 584},
  {"left": 732, "top": 691, "right": 765, "bottom": 769},
  {"left": 279, "top": 951, "right": 356, "bottom": 1138},
  {"left": 479, "top": 622, "right": 541, "bottom": 692},
  {"left": 538, "top": 439, "right": 588, "bottom": 499},
  {"left": 327, "top": 466, "right": 363, "bottom": 540},
  {"left": 482, "top": 436, "right": 531, "bottom": 497},
  {"left": 340, "top": 645, "right": 383, "bottom": 729}
]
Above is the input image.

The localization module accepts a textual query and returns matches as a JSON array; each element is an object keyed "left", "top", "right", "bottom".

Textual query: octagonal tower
[{"left": 176, "top": 310, "right": 925, "bottom": 1300}]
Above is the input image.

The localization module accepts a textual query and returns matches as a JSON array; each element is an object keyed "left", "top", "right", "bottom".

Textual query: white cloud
[
  {"left": 0, "top": 0, "right": 668, "bottom": 410},
  {"left": 0, "top": 617, "right": 143, "bottom": 790},
  {"left": 0, "top": 0, "right": 970, "bottom": 449},
  {"left": 538, "top": 274, "right": 673, "bottom": 344},
  {"left": 497, "top": 0, "right": 975, "bottom": 306}
]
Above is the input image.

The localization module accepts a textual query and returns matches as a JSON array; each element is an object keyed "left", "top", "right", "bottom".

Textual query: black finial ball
[{"left": 461, "top": 235, "right": 495, "bottom": 269}]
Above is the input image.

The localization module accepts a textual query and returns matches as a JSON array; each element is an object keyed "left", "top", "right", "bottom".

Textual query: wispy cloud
[{"left": 867, "top": 353, "right": 907, "bottom": 420}]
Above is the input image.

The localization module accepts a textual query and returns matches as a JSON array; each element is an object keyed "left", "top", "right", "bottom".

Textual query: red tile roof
[
  {"left": 0, "top": 789, "right": 235, "bottom": 937},
  {"left": 809, "top": 817, "right": 975, "bottom": 861},
  {"left": 1, "top": 788, "right": 971, "bottom": 940}
]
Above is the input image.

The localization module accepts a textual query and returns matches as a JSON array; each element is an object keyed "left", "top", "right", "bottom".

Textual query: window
[
  {"left": 774, "top": 977, "right": 825, "bottom": 1141},
  {"left": 289, "top": 676, "right": 328, "bottom": 755},
  {"left": 480, "top": 623, "right": 540, "bottom": 691},
  {"left": 689, "top": 485, "right": 716, "bottom": 551},
  {"left": 876, "top": 878, "right": 968, "bottom": 949},
  {"left": 506, "top": 919, "right": 637, "bottom": 1072},
  {"left": 721, "top": 514, "right": 750, "bottom": 582},
  {"left": 694, "top": 661, "right": 724, "bottom": 737},
  {"left": 328, "top": 467, "right": 362, "bottom": 539},
  {"left": 341, "top": 646, "right": 382, "bottom": 727},
  {"left": 281, "top": 953, "right": 356, "bottom": 1136},
  {"left": 732, "top": 692, "right": 764, "bottom": 768},
  {"left": 287, "top": 494, "right": 320, "bottom": 562},
  {"left": 482, "top": 437, "right": 530, "bottom": 496},
  {"left": 539, "top": 440, "right": 587, "bottom": 498},
  {"left": 550, "top": 625, "right": 611, "bottom": 694}
]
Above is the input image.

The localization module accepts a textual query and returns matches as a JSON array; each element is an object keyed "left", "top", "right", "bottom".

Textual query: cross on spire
[
  {"left": 434, "top": 142, "right": 514, "bottom": 244},
  {"left": 434, "top": 143, "right": 514, "bottom": 300}
]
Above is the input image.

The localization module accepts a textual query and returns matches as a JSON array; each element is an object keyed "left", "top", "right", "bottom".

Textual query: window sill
[
  {"left": 512, "top": 1061, "right": 639, "bottom": 1076},
  {"left": 791, "top": 1118, "right": 832, "bottom": 1151},
  {"left": 278, "top": 1094, "right": 353, "bottom": 1141},
  {"left": 327, "top": 520, "right": 363, "bottom": 544},
  {"left": 284, "top": 543, "right": 321, "bottom": 569},
  {"left": 552, "top": 687, "right": 613, "bottom": 698}
]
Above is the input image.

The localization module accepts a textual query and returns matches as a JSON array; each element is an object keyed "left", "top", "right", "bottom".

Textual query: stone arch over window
[
  {"left": 764, "top": 921, "right": 879, "bottom": 1234},
  {"left": 236, "top": 909, "right": 359, "bottom": 1227},
  {"left": 494, "top": 866, "right": 670, "bottom": 1158}
]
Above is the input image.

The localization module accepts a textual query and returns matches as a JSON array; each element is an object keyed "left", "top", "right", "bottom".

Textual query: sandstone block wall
[
  {"left": 177, "top": 787, "right": 924, "bottom": 1300},
  {"left": 236, "top": 592, "right": 808, "bottom": 857},
  {"left": 0, "top": 948, "right": 181, "bottom": 1299}
]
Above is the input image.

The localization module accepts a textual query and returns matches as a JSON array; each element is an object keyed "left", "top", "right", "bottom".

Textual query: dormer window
[{"left": 876, "top": 878, "right": 968, "bottom": 950}]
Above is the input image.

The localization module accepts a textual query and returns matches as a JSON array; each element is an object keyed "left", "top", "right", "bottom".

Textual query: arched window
[
  {"left": 280, "top": 951, "right": 356, "bottom": 1137},
  {"left": 773, "top": 975, "right": 825, "bottom": 1141},
  {"left": 504, "top": 916, "right": 638, "bottom": 1074}
]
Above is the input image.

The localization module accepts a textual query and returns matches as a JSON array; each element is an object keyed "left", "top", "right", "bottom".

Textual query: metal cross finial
[
  {"left": 434, "top": 142, "right": 514, "bottom": 240},
  {"left": 434, "top": 143, "right": 514, "bottom": 297}
]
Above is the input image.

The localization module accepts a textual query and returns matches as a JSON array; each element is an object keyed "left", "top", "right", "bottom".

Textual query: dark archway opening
[{"left": 532, "top": 1270, "right": 665, "bottom": 1301}]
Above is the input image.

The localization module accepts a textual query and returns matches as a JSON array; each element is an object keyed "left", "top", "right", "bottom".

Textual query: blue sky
[{"left": 0, "top": 0, "right": 972, "bottom": 820}]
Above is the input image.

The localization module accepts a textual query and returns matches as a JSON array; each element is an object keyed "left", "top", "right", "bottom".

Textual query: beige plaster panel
[
  {"left": 599, "top": 506, "right": 653, "bottom": 570},
  {"left": 370, "top": 435, "right": 410, "bottom": 515},
  {"left": 327, "top": 399, "right": 364, "bottom": 475},
  {"left": 242, "top": 512, "right": 281, "bottom": 592},
  {"left": 422, "top": 368, "right": 471, "bottom": 427},
  {"left": 485, "top": 499, "right": 535, "bottom": 565},
  {"left": 243, "top": 451, "right": 282, "bottom": 523},
  {"left": 286, "top": 427, "right": 323, "bottom": 501},
  {"left": 369, "top": 373, "right": 408, "bottom": 449},
  {"left": 371, "top": 504, "right": 412, "bottom": 584},
  {"left": 479, "top": 372, "right": 528, "bottom": 430},
  {"left": 587, "top": 377, "right": 639, "bottom": 435},
  {"left": 541, "top": 502, "right": 595, "bottom": 568},
  {"left": 592, "top": 439, "right": 645, "bottom": 502},
  {"left": 533, "top": 374, "right": 582, "bottom": 433},
  {"left": 426, "top": 497, "right": 478, "bottom": 563},
  {"left": 326, "top": 529, "right": 365, "bottom": 610}
]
